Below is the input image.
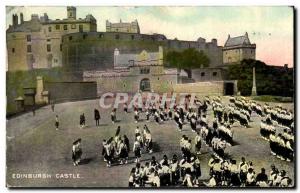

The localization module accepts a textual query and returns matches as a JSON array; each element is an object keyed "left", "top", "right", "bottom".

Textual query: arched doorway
[
  {"left": 224, "top": 82, "right": 234, "bottom": 95},
  {"left": 140, "top": 78, "right": 150, "bottom": 92}
]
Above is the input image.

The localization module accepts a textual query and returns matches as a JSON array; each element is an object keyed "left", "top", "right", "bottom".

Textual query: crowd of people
[
  {"left": 101, "top": 125, "right": 153, "bottom": 167},
  {"left": 128, "top": 154, "right": 202, "bottom": 187},
  {"left": 206, "top": 155, "right": 293, "bottom": 187},
  {"left": 62, "top": 94, "right": 294, "bottom": 188},
  {"left": 259, "top": 104, "right": 294, "bottom": 162}
]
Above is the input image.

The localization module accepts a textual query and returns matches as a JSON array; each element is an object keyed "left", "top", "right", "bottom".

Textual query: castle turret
[{"left": 67, "top": 6, "right": 76, "bottom": 20}]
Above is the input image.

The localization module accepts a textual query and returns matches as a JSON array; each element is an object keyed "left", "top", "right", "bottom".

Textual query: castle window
[
  {"left": 115, "top": 34, "right": 120, "bottom": 39},
  {"left": 69, "top": 36, "right": 72, "bottom": 41},
  {"left": 129, "top": 60, "right": 134, "bottom": 66},
  {"left": 71, "top": 24, "right": 76, "bottom": 29},
  {"left": 26, "top": 35, "right": 31, "bottom": 42},
  {"left": 48, "top": 26, "right": 52, "bottom": 32},
  {"left": 27, "top": 45, "right": 31, "bottom": 53},
  {"left": 140, "top": 68, "right": 150, "bottom": 74},
  {"left": 47, "top": 39, "right": 51, "bottom": 42},
  {"left": 64, "top": 25, "right": 68, "bottom": 30},
  {"left": 131, "top": 35, "right": 134, "bottom": 40},
  {"left": 83, "top": 34, "right": 87, "bottom": 39},
  {"left": 55, "top": 24, "right": 60, "bottom": 30},
  {"left": 251, "top": 50, "right": 253, "bottom": 54},
  {"left": 54, "top": 59, "right": 58, "bottom": 63},
  {"left": 212, "top": 72, "right": 217, "bottom": 76},
  {"left": 201, "top": 72, "right": 205, "bottom": 77},
  {"left": 60, "top": 44, "right": 62, "bottom": 51},
  {"left": 79, "top": 25, "right": 83, "bottom": 32},
  {"left": 47, "top": 44, "right": 51, "bottom": 52},
  {"left": 12, "top": 48, "right": 15, "bottom": 53},
  {"left": 99, "top": 34, "right": 104, "bottom": 38}
]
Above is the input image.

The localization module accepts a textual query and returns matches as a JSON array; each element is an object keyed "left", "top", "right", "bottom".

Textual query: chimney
[
  {"left": 245, "top": 32, "right": 248, "bottom": 37},
  {"left": 211, "top": 38, "right": 217, "bottom": 46},
  {"left": 12, "top": 14, "right": 18, "bottom": 26},
  {"left": 228, "top": 34, "right": 230, "bottom": 39},
  {"left": 20, "top": 13, "right": 24, "bottom": 24}
]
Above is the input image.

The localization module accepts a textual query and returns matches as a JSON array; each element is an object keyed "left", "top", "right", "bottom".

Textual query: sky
[{"left": 6, "top": 6, "right": 294, "bottom": 67}]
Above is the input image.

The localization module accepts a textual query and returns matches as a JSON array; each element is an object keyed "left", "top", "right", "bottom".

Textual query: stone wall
[
  {"left": 44, "top": 81, "right": 97, "bottom": 102},
  {"left": 62, "top": 32, "right": 223, "bottom": 71},
  {"left": 173, "top": 81, "right": 237, "bottom": 96},
  {"left": 191, "top": 68, "right": 224, "bottom": 82},
  {"left": 83, "top": 70, "right": 177, "bottom": 95}
]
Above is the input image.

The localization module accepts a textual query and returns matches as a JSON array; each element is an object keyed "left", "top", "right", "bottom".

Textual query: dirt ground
[{"left": 6, "top": 96, "right": 294, "bottom": 188}]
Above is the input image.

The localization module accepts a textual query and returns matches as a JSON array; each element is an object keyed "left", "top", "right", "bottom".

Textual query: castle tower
[{"left": 67, "top": 6, "right": 76, "bottom": 20}]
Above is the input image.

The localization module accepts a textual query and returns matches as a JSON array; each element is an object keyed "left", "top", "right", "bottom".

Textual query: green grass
[{"left": 252, "top": 95, "right": 293, "bottom": 103}]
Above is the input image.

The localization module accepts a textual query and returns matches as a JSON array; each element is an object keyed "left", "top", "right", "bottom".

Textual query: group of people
[
  {"left": 206, "top": 155, "right": 293, "bottom": 187},
  {"left": 259, "top": 104, "right": 294, "bottom": 162},
  {"left": 265, "top": 104, "right": 294, "bottom": 130},
  {"left": 269, "top": 130, "right": 294, "bottom": 162},
  {"left": 65, "top": 94, "right": 294, "bottom": 188},
  {"left": 128, "top": 154, "right": 202, "bottom": 187},
  {"left": 102, "top": 127, "right": 130, "bottom": 167},
  {"left": 133, "top": 125, "right": 153, "bottom": 163}
]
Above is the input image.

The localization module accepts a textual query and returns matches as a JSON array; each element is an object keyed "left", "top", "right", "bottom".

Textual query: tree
[{"left": 227, "top": 59, "right": 294, "bottom": 97}]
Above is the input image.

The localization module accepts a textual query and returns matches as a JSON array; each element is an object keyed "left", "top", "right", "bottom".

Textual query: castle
[
  {"left": 6, "top": 6, "right": 256, "bottom": 72},
  {"left": 6, "top": 7, "right": 96, "bottom": 71}
]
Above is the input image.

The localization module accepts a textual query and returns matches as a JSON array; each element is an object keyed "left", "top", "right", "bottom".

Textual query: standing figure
[
  {"left": 94, "top": 109, "right": 101, "bottom": 126},
  {"left": 124, "top": 135, "right": 130, "bottom": 154},
  {"left": 55, "top": 115, "right": 59, "bottom": 130},
  {"left": 124, "top": 103, "right": 128, "bottom": 113},
  {"left": 111, "top": 108, "right": 116, "bottom": 124},
  {"left": 194, "top": 132, "right": 202, "bottom": 155},
  {"left": 51, "top": 101, "right": 55, "bottom": 112},
  {"left": 80, "top": 113, "right": 86, "bottom": 129},
  {"left": 134, "top": 109, "right": 139, "bottom": 123},
  {"left": 72, "top": 138, "right": 82, "bottom": 166},
  {"left": 104, "top": 138, "right": 113, "bottom": 167},
  {"left": 118, "top": 140, "right": 128, "bottom": 164},
  {"left": 133, "top": 137, "right": 141, "bottom": 163}
]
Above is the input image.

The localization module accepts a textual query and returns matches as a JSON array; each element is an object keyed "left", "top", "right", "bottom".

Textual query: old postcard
[{"left": 6, "top": 6, "right": 294, "bottom": 188}]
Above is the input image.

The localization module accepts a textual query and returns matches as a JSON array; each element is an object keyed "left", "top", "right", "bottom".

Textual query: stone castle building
[
  {"left": 223, "top": 32, "right": 256, "bottom": 64},
  {"left": 83, "top": 46, "right": 177, "bottom": 94},
  {"left": 6, "top": 6, "right": 256, "bottom": 75},
  {"left": 106, "top": 19, "right": 140, "bottom": 34},
  {"left": 61, "top": 32, "right": 223, "bottom": 72},
  {"left": 6, "top": 6, "right": 97, "bottom": 71}
]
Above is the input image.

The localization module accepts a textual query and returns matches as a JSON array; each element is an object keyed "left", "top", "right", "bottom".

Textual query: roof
[{"left": 224, "top": 34, "right": 251, "bottom": 47}]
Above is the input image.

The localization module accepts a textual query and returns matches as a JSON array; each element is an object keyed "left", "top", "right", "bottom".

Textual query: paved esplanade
[{"left": 6, "top": 97, "right": 294, "bottom": 187}]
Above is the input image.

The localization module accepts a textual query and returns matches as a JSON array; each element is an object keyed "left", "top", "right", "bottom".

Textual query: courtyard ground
[{"left": 6, "top": 96, "right": 294, "bottom": 188}]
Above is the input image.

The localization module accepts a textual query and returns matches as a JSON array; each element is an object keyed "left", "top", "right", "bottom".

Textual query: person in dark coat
[
  {"left": 94, "top": 109, "right": 100, "bottom": 126},
  {"left": 124, "top": 135, "right": 130, "bottom": 153}
]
